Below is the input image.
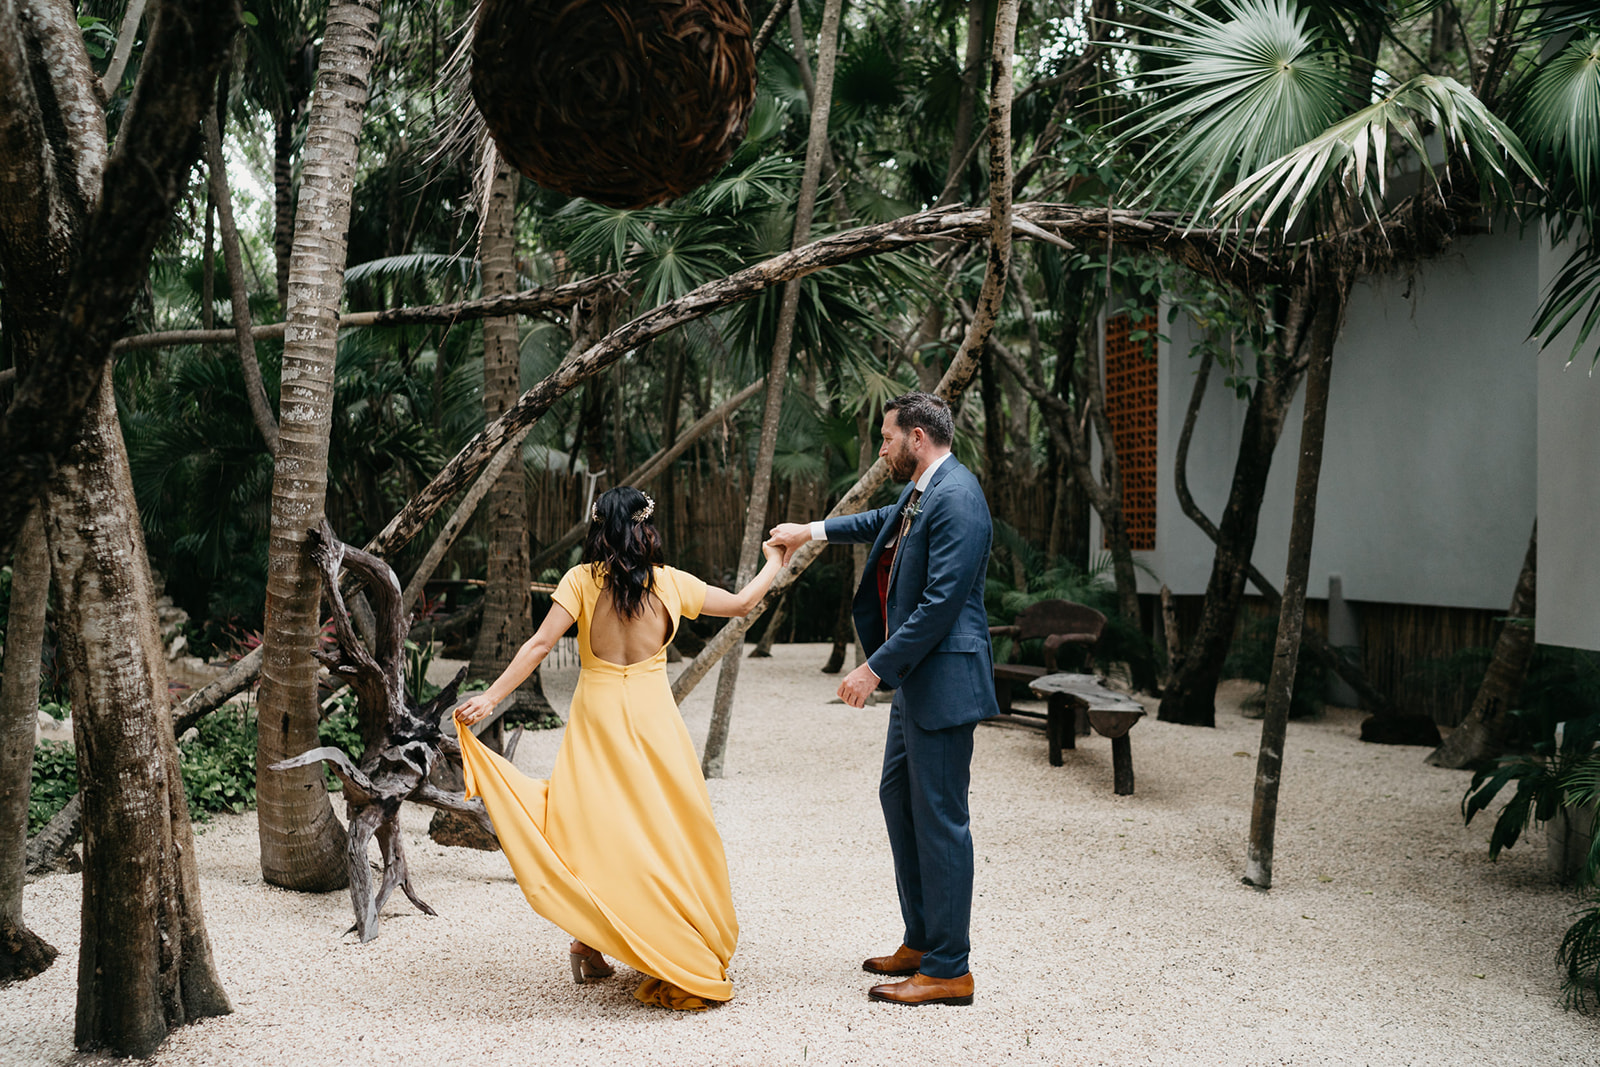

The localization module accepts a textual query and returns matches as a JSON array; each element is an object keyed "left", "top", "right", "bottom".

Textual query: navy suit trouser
[{"left": 880, "top": 692, "right": 976, "bottom": 978}]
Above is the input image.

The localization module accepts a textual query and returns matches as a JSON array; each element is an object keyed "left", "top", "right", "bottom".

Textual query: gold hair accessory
[{"left": 590, "top": 494, "right": 656, "bottom": 524}]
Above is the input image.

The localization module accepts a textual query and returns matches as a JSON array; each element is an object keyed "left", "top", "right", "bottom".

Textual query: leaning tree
[{"left": 0, "top": 0, "right": 238, "bottom": 1052}]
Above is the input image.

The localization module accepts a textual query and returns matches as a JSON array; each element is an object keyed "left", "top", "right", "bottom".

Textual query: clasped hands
[{"left": 767, "top": 522, "right": 880, "bottom": 708}]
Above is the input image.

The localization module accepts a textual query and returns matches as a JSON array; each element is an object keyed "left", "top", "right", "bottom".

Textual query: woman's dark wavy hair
[{"left": 582, "top": 486, "right": 664, "bottom": 619}]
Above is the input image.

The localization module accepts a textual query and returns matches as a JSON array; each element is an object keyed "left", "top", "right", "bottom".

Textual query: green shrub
[
  {"left": 29, "top": 740, "right": 77, "bottom": 834},
  {"left": 28, "top": 706, "right": 262, "bottom": 828},
  {"left": 179, "top": 708, "right": 258, "bottom": 819},
  {"left": 1222, "top": 613, "right": 1327, "bottom": 719},
  {"left": 318, "top": 691, "right": 365, "bottom": 756}
]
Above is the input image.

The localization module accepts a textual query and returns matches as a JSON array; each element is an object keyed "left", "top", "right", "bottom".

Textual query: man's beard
[{"left": 886, "top": 441, "right": 916, "bottom": 481}]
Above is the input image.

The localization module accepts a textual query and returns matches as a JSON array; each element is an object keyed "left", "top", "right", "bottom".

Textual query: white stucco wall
[
  {"left": 1536, "top": 233, "right": 1600, "bottom": 652},
  {"left": 1093, "top": 229, "right": 1539, "bottom": 610}
]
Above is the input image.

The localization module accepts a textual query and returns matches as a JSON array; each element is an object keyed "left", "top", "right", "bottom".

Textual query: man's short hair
[{"left": 884, "top": 392, "right": 954, "bottom": 446}]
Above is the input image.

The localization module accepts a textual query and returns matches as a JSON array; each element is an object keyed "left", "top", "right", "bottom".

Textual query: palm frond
[
  {"left": 1532, "top": 235, "right": 1600, "bottom": 364},
  {"left": 1214, "top": 74, "right": 1538, "bottom": 235},
  {"left": 1111, "top": 0, "right": 1352, "bottom": 219},
  {"left": 1515, "top": 33, "right": 1600, "bottom": 215},
  {"left": 1558, "top": 894, "right": 1600, "bottom": 1012},
  {"left": 344, "top": 252, "right": 477, "bottom": 291}
]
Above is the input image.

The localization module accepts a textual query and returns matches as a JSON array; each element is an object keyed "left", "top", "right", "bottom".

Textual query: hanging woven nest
[{"left": 471, "top": 0, "right": 758, "bottom": 210}]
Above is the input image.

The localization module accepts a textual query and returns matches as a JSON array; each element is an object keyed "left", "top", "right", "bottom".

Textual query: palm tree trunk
[
  {"left": 1171, "top": 346, "right": 1399, "bottom": 716},
  {"left": 1428, "top": 522, "right": 1537, "bottom": 769},
  {"left": 44, "top": 375, "right": 231, "bottom": 1053},
  {"left": 255, "top": 0, "right": 383, "bottom": 893},
  {"left": 0, "top": 508, "right": 57, "bottom": 982},
  {"left": 273, "top": 102, "right": 294, "bottom": 311},
  {"left": 702, "top": 0, "right": 845, "bottom": 779},
  {"left": 467, "top": 149, "right": 551, "bottom": 731},
  {"left": 1244, "top": 279, "right": 1346, "bottom": 890}
]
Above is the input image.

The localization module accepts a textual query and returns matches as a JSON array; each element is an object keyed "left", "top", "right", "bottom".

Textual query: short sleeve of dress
[
  {"left": 664, "top": 567, "right": 708, "bottom": 620},
  {"left": 551, "top": 566, "right": 586, "bottom": 622}
]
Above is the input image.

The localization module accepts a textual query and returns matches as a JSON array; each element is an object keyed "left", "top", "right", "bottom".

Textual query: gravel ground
[{"left": 6, "top": 643, "right": 1598, "bottom": 1066}]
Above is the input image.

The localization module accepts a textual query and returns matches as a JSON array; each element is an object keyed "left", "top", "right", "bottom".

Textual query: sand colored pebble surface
[{"left": 5, "top": 645, "right": 1598, "bottom": 1065}]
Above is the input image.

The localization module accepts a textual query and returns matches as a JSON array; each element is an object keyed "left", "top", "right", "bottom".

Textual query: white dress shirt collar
[{"left": 915, "top": 450, "right": 953, "bottom": 493}]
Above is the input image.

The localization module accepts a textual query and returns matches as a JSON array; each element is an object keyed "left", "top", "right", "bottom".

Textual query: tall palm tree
[
  {"left": 466, "top": 148, "right": 555, "bottom": 732},
  {"left": 255, "top": 0, "right": 385, "bottom": 892}
]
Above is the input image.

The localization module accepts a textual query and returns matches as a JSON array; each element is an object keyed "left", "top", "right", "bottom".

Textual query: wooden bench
[
  {"left": 1028, "top": 673, "right": 1146, "bottom": 795},
  {"left": 988, "top": 600, "right": 1106, "bottom": 712}
]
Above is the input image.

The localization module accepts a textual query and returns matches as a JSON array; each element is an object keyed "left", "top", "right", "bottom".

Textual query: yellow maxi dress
[{"left": 456, "top": 564, "right": 738, "bottom": 1010}]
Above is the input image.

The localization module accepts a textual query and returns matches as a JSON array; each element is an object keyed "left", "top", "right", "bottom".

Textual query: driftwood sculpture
[{"left": 270, "top": 521, "right": 497, "bottom": 942}]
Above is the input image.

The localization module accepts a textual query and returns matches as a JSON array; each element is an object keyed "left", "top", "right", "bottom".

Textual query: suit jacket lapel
[
  {"left": 867, "top": 482, "right": 917, "bottom": 571},
  {"left": 886, "top": 458, "right": 960, "bottom": 603}
]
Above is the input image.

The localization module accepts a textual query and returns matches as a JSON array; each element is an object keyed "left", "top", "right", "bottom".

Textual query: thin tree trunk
[
  {"left": 203, "top": 106, "right": 279, "bottom": 454},
  {"left": 1428, "top": 522, "right": 1537, "bottom": 769},
  {"left": 674, "top": 0, "right": 1020, "bottom": 705},
  {"left": 702, "top": 0, "right": 844, "bottom": 779},
  {"left": 823, "top": 574, "right": 854, "bottom": 674},
  {"left": 937, "top": 0, "right": 987, "bottom": 205},
  {"left": 1158, "top": 292, "right": 1313, "bottom": 726},
  {"left": 466, "top": 150, "right": 551, "bottom": 729},
  {"left": 255, "top": 0, "right": 383, "bottom": 893},
  {"left": 1244, "top": 281, "right": 1345, "bottom": 890},
  {"left": 0, "top": 508, "right": 57, "bottom": 982},
  {"left": 979, "top": 312, "right": 1153, "bottom": 687},
  {"left": 44, "top": 374, "right": 230, "bottom": 1053},
  {"left": 99, "top": 0, "right": 147, "bottom": 97},
  {"left": 1171, "top": 345, "right": 1399, "bottom": 716},
  {"left": 202, "top": 191, "right": 215, "bottom": 331}
]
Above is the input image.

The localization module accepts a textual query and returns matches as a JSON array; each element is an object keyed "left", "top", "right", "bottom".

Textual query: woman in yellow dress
[{"left": 451, "top": 486, "right": 785, "bottom": 1011}]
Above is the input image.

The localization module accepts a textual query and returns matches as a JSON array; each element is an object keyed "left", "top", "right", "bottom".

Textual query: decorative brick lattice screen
[{"left": 1102, "top": 313, "right": 1158, "bottom": 551}]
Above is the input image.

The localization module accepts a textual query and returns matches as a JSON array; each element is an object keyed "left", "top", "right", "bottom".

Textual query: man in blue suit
[{"left": 770, "top": 391, "right": 999, "bottom": 1006}]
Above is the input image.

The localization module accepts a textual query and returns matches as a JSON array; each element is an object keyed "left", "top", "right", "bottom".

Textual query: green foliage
[
  {"left": 1222, "top": 612, "right": 1328, "bottom": 719},
  {"left": 179, "top": 709, "right": 259, "bottom": 819},
  {"left": 1112, "top": 0, "right": 1352, "bottom": 219},
  {"left": 1460, "top": 647, "right": 1600, "bottom": 1005},
  {"left": 983, "top": 526, "right": 1155, "bottom": 677},
  {"left": 28, "top": 741, "right": 77, "bottom": 835},
  {"left": 29, "top": 707, "right": 267, "bottom": 830},
  {"left": 1558, "top": 894, "right": 1600, "bottom": 1013},
  {"left": 318, "top": 690, "right": 366, "bottom": 765}
]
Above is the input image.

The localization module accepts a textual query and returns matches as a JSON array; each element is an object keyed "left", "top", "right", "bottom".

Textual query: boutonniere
[{"left": 903, "top": 498, "right": 924, "bottom": 521}]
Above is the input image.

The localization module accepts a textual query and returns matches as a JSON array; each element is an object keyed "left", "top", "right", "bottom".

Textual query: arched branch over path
[{"left": 366, "top": 202, "right": 1276, "bottom": 561}]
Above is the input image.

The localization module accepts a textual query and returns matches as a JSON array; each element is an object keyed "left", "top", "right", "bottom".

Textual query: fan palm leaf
[
  {"left": 1112, "top": 0, "right": 1352, "bottom": 218},
  {"left": 1516, "top": 31, "right": 1600, "bottom": 219},
  {"left": 1214, "top": 73, "right": 1538, "bottom": 234}
]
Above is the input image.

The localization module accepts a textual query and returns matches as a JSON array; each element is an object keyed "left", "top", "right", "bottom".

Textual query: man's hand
[
  {"left": 837, "top": 661, "right": 880, "bottom": 708},
  {"left": 767, "top": 522, "right": 811, "bottom": 566}
]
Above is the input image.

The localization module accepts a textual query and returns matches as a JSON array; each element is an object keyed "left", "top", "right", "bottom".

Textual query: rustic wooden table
[{"left": 1028, "top": 673, "right": 1147, "bottom": 795}]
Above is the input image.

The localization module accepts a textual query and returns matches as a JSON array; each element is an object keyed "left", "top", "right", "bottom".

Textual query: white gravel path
[{"left": 6, "top": 643, "right": 1598, "bottom": 1066}]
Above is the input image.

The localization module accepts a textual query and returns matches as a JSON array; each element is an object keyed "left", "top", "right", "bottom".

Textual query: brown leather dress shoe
[
  {"left": 862, "top": 944, "right": 924, "bottom": 976},
  {"left": 868, "top": 971, "right": 974, "bottom": 1006}
]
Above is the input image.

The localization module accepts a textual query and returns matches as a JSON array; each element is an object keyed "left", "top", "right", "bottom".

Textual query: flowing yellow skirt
[{"left": 457, "top": 656, "right": 737, "bottom": 1009}]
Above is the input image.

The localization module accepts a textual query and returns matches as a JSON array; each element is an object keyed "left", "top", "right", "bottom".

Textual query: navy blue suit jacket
[{"left": 824, "top": 456, "right": 1000, "bottom": 731}]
